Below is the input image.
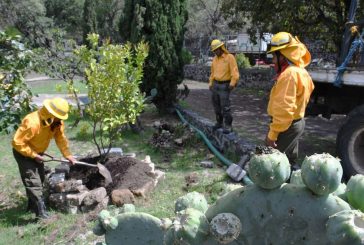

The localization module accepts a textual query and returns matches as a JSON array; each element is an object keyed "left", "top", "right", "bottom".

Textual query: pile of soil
[{"left": 67, "top": 156, "right": 154, "bottom": 194}]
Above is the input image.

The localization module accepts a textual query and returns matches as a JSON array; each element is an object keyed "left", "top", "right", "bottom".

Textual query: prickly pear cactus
[
  {"left": 175, "top": 191, "right": 208, "bottom": 213},
  {"left": 248, "top": 149, "right": 291, "bottom": 189},
  {"left": 165, "top": 208, "right": 209, "bottom": 245},
  {"left": 119, "top": 203, "right": 136, "bottom": 213},
  {"left": 332, "top": 183, "right": 347, "bottom": 201},
  {"left": 290, "top": 169, "right": 304, "bottom": 186},
  {"left": 210, "top": 213, "right": 242, "bottom": 244},
  {"left": 346, "top": 174, "right": 364, "bottom": 212},
  {"left": 205, "top": 184, "right": 351, "bottom": 244},
  {"left": 326, "top": 210, "right": 364, "bottom": 245},
  {"left": 301, "top": 153, "right": 343, "bottom": 195},
  {"left": 98, "top": 210, "right": 118, "bottom": 230},
  {"left": 93, "top": 220, "right": 106, "bottom": 236},
  {"left": 105, "top": 212, "right": 164, "bottom": 245}
]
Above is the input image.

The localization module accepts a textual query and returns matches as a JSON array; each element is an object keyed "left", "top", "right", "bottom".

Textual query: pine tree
[{"left": 120, "top": 0, "right": 188, "bottom": 112}]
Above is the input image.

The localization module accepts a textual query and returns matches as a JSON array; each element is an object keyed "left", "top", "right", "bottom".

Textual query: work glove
[{"left": 228, "top": 85, "right": 235, "bottom": 91}]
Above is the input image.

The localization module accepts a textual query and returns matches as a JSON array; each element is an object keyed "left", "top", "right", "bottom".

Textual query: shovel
[{"left": 43, "top": 153, "right": 113, "bottom": 186}]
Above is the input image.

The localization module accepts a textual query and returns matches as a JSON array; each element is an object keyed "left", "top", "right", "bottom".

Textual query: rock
[
  {"left": 154, "top": 170, "right": 165, "bottom": 183},
  {"left": 174, "top": 138, "right": 183, "bottom": 146},
  {"left": 82, "top": 187, "right": 107, "bottom": 207},
  {"left": 200, "top": 161, "right": 214, "bottom": 168},
  {"left": 153, "top": 121, "right": 161, "bottom": 128},
  {"left": 54, "top": 179, "right": 83, "bottom": 193},
  {"left": 67, "top": 191, "right": 89, "bottom": 206},
  {"left": 48, "top": 193, "right": 68, "bottom": 212},
  {"left": 132, "top": 180, "right": 155, "bottom": 198},
  {"left": 111, "top": 189, "right": 135, "bottom": 207}
]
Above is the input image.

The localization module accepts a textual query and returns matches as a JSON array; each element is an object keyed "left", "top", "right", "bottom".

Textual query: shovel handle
[
  {"left": 42, "top": 153, "right": 97, "bottom": 168},
  {"left": 74, "top": 161, "right": 98, "bottom": 168}
]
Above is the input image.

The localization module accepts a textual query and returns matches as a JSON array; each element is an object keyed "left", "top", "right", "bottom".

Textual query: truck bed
[{"left": 308, "top": 67, "right": 364, "bottom": 86}]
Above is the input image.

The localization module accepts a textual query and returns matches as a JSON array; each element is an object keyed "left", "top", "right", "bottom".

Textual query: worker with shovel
[
  {"left": 12, "top": 97, "right": 76, "bottom": 219},
  {"left": 265, "top": 32, "right": 314, "bottom": 169},
  {"left": 209, "top": 39, "right": 240, "bottom": 133}
]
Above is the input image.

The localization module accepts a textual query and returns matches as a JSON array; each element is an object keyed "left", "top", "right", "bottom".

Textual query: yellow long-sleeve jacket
[
  {"left": 209, "top": 53, "right": 240, "bottom": 87},
  {"left": 267, "top": 65, "right": 314, "bottom": 141},
  {"left": 12, "top": 107, "right": 72, "bottom": 159}
]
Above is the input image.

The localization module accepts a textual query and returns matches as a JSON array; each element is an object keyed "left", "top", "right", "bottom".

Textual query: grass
[
  {"left": 0, "top": 105, "right": 228, "bottom": 244},
  {"left": 28, "top": 79, "right": 88, "bottom": 95}
]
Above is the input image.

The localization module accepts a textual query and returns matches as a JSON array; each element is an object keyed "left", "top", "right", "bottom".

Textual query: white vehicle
[{"left": 307, "top": 1, "right": 364, "bottom": 178}]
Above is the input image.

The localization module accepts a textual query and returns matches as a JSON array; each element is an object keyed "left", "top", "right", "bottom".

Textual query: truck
[
  {"left": 224, "top": 33, "right": 272, "bottom": 65},
  {"left": 307, "top": 0, "right": 364, "bottom": 178}
]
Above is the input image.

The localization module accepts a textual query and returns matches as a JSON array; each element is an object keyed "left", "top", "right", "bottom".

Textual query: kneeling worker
[{"left": 12, "top": 97, "right": 76, "bottom": 219}]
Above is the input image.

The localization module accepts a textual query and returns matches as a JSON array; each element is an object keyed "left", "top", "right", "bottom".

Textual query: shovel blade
[{"left": 97, "top": 163, "right": 113, "bottom": 186}]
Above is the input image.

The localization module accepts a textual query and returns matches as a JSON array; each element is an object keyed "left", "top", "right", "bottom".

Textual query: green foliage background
[{"left": 120, "top": 0, "right": 188, "bottom": 112}]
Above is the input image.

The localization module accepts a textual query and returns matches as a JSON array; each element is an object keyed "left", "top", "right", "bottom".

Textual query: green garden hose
[{"left": 175, "top": 108, "right": 253, "bottom": 185}]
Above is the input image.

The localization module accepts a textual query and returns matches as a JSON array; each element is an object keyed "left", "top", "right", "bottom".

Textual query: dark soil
[{"left": 68, "top": 156, "right": 154, "bottom": 194}]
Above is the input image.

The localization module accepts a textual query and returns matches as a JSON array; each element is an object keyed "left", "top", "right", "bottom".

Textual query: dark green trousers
[
  {"left": 13, "top": 149, "right": 45, "bottom": 204},
  {"left": 211, "top": 82, "right": 233, "bottom": 126},
  {"left": 276, "top": 119, "right": 305, "bottom": 164}
]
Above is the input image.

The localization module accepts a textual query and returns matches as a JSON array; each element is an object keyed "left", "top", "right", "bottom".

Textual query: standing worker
[
  {"left": 209, "top": 39, "right": 240, "bottom": 133},
  {"left": 265, "top": 32, "right": 314, "bottom": 169},
  {"left": 12, "top": 97, "right": 76, "bottom": 219}
]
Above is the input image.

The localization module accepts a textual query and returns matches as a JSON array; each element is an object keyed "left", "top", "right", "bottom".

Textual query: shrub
[{"left": 236, "top": 53, "right": 251, "bottom": 69}]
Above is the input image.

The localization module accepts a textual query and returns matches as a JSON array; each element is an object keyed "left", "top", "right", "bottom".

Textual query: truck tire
[{"left": 337, "top": 106, "right": 364, "bottom": 179}]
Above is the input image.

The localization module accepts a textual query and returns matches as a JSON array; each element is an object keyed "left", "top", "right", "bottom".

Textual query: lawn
[
  {"left": 0, "top": 103, "right": 228, "bottom": 244},
  {"left": 28, "top": 79, "right": 88, "bottom": 95}
]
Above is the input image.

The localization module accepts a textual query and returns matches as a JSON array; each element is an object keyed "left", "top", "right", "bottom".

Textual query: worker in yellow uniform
[
  {"left": 265, "top": 32, "right": 314, "bottom": 169},
  {"left": 12, "top": 97, "right": 76, "bottom": 219},
  {"left": 209, "top": 39, "right": 240, "bottom": 133}
]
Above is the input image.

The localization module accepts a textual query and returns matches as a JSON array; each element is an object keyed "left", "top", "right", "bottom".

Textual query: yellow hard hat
[
  {"left": 43, "top": 97, "right": 69, "bottom": 120},
  {"left": 210, "top": 39, "right": 224, "bottom": 51},
  {"left": 267, "top": 32, "right": 294, "bottom": 54},
  {"left": 268, "top": 32, "right": 311, "bottom": 67}
]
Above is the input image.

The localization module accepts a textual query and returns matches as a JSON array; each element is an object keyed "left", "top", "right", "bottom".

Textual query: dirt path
[{"left": 181, "top": 80, "right": 346, "bottom": 163}]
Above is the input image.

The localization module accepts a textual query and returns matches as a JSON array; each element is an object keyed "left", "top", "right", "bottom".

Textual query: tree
[
  {"left": 0, "top": 31, "right": 35, "bottom": 133},
  {"left": 44, "top": 0, "right": 85, "bottom": 41},
  {"left": 186, "top": 0, "right": 228, "bottom": 38},
  {"left": 75, "top": 34, "right": 148, "bottom": 159},
  {"left": 35, "top": 29, "right": 85, "bottom": 126},
  {"left": 221, "top": 0, "right": 364, "bottom": 62},
  {"left": 0, "top": 0, "right": 54, "bottom": 47},
  {"left": 96, "top": 0, "right": 124, "bottom": 43},
  {"left": 120, "top": 0, "right": 188, "bottom": 113},
  {"left": 83, "top": 0, "right": 98, "bottom": 44}
]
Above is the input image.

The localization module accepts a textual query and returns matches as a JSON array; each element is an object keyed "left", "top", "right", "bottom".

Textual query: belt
[
  {"left": 215, "top": 80, "right": 230, "bottom": 84},
  {"left": 270, "top": 118, "right": 302, "bottom": 123},
  {"left": 292, "top": 118, "right": 302, "bottom": 123}
]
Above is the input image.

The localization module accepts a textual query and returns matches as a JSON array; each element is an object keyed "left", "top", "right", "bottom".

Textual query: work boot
[
  {"left": 26, "top": 199, "right": 37, "bottom": 213},
  {"left": 36, "top": 199, "right": 50, "bottom": 219},
  {"left": 212, "top": 123, "right": 222, "bottom": 130}
]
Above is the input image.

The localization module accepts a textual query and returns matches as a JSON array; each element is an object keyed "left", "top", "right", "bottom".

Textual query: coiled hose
[{"left": 175, "top": 108, "right": 253, "bottom": 185}]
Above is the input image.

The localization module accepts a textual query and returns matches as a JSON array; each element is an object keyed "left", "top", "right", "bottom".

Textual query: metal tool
[
  {"left": 226, "top": 155, "right": 250, "bottom": 182},
  {"left": 43, "top": 153, "right": 112, "bottom": 186}
]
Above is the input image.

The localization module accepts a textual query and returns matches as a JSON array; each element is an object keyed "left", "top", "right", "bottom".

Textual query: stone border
[{"left": 175, "top": 105, "right": 255, "bottom": 163}]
